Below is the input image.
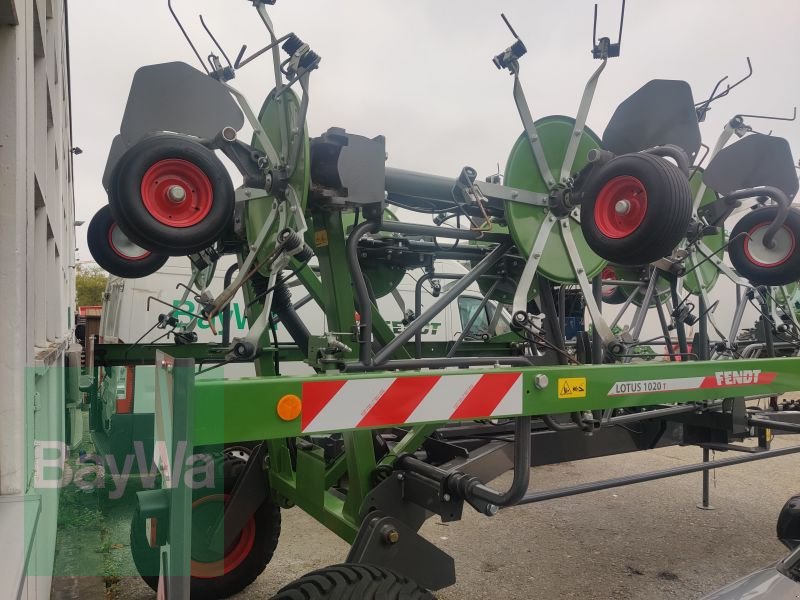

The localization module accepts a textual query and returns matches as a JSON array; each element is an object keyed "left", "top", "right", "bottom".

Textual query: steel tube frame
[
  {"left": 371, "top": 242, "right": 513, "bottom": 365},
  {"left": 518, "top": 443, "right": 800, "bottom": 504}
]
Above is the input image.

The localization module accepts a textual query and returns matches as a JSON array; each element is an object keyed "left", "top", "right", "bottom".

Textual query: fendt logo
[{"left": 714, "top": 370, "right": 763, "bottom": 386}]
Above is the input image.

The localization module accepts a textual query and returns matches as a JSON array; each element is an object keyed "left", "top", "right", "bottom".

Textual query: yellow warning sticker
[
  {"left": 558, "top": 377, "right": 587, "bottom": 399},
  {"left": 314, "top": 229, "right": 329, "bottom": 247}
]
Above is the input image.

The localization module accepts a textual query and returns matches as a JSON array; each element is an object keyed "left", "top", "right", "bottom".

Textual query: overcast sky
[
  {"left": 70, "top": 0, "right": 800, "bottom": 261},
  {"left": 68, "top": 0, "right": 800, "bottom": 337}
]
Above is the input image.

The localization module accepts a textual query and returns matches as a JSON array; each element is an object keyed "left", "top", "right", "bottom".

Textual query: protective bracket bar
[
  {"left": 560, "top": 220, "right": 618, "bottom": 350},
  {"left": 511, "top": 214, "right": 557, "bottom": 316},
  {"left": 561, "top": 58, "right": 607, "bottom": 182},
  {"left": 511, "top": 65, "right": 556, "bottom": 189}
]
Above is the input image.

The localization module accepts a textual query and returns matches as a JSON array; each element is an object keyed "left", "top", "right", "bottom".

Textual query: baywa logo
[{"left": 34, "top": 441, "right": 216, "bottom": 499}]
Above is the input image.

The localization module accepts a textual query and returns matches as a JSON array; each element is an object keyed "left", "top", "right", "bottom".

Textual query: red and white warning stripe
[
  {"left": 608, "top": 370, "right": 776, "bottom": 397},
  {"left": 301, "top": 372, "right": 522, "bottom": 433}
]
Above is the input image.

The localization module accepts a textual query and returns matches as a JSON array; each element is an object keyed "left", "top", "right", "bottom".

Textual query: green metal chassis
[
  {"left": 126, "top": 204, "right": 800, "bottom": 596},
  {"left": 102, "top": 73, "right": 800, "bottom": 596}
]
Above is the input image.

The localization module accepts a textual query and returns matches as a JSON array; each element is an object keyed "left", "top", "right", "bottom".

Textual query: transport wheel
[
  {"left": 581, "top": 153, "right": 692, "bottom": 266},
  {"left": 109, "top": 133, "right": 234, "bottom": 256},
  {"left": 777, "top": 493, "right": 800, "bottom": 550},
  {"left": 600, "top": 265, "right": 629, "bottom": 305},
  {"left": 270, "top": 563, "right": 436, "bottom": 600},
  {"left": 87, "top": 205, "right": 167, "bottom": 278},
  {"left": 130, "top": 454, "right": 281, "bottom": 600},
  {"left": 728, "top": 206, "right": 800, "bottom": 286}
]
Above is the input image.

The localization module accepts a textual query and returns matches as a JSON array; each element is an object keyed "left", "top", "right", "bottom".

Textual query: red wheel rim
[
  {"left": 140, "top": 159, "right": 213, "bottom": 228},
  {"left": 190, "top": 494, "right": 256, "bottom": 579},
  {"left": 594, "top": 175, "right": 648, "bottom": 239},
  {"left": 601, "top": 266, "right": 617, "bottom": 298},
  {"left": 107, "top": 223, "right": 151, "bottom": 261},
  {"left": 743, "top": 222, "right": 796, "bottom": 268}
]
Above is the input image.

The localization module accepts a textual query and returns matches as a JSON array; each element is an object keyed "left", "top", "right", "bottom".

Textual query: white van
[{"left": 92, "top": 257, "right": 511, "bottom": 466}]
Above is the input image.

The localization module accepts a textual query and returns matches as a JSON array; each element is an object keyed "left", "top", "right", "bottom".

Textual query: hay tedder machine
[{"left": 86, "top": 1, "right": 800, "bottom": 598}]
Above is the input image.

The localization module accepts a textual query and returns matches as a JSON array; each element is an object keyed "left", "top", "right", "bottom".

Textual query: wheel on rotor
[
  {"left": 600, "top": 265, "right": 630, "bottom": 305},
  {"left": 270, "top": 563, "right": 436, "bottom": 600},
  {"left": 728, "top": 206, "right": 800, "bottom": 286},
  {"left": 130, "top": 452, "right": 281, "bottom": 600},
  {"left": 87, "top": 205, "right": 167, "bottom": 278},
  {"left": 580, "top": 153, "right": 692, "bottom": 266},
  {"left": 108, "top": 133, "right": 234, "bottom": 256}
]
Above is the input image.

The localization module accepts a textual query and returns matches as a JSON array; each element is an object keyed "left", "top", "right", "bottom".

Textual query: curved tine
[
  {"left": 199, "top": 14, "right": 233, "bottom": 69},
  {"left": 167, "top": 0, "right": 209, "bottom": 74},
  {"left": 695, "top": 75, "right": 728, "bottom": 121},
  {"left": 726, "top": 56, "right": 753, "bottom": 95},
  {"left": 736, "top": 106, "right": 797, "bottom": 122},
  {"left": 695, "top": 75, "right": 728, "bottom": 108},
  {"left": 714, "top": 57, "right": 754, "bottom": 101}
]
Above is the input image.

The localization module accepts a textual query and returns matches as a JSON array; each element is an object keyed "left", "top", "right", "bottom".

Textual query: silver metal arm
[
  {"left": 510, "top": 63, "right": 556, "bottom": 189},
  {"left": 561, "top": 58, "right": 607, "bottom": 182}
]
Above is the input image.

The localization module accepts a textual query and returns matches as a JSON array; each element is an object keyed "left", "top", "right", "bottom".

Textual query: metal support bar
[
  {"left": 560, "top": 221, "right": 617, "bottom": 350},
  {"left": 511, "top": 66, "right": 556, "bottom": 188},
  {"left": 512, "top": 215, "right": 557, "bottom": 316},
  {"left": 344, "top": 356, "right": 532, "bottom": 372},
  {"left": 447, "top": 279, "right": 501, "bottom": 357},
  {"left": 561, "top": 58, "right": 608, "bottom": 181},
  {"left": 749, "top": 418, "right": 800, "bottom": 434},
  {"left": 518, "top": 444, "right": 800, "bottom": 504},
  {"left": 371, "top": 242, "right": 512, "bottom": 365},
  {"left": 414, "top": 273, "right": 463, "bottom": 359}
]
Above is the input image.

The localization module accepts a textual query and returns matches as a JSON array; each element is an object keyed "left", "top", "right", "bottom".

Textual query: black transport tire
[
  {"left": 130, "top": 454, "right": 281, "bottom": 600},
  {"left": 728, "top": 206, "right": 800, "bottom": 286},
  {"left": 581, "top": 152, "right": 692, "bottom": 265},
  {"left": 109, "top": 133, "right": 234, "bottom": 256},
  {"left": 270, "top": 563, "right": 436, "bottom": 600},
  {"left": 87, "top": 205, "right": 167, "bottom": 278},
  {"left": 777, "top": 493, "right": 800, "bottom": 550}
]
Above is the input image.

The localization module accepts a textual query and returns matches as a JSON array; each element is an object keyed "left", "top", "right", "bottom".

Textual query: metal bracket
[
  {"left": 347, "top": 510, "right": 456, "bottom": 591},
  {"left": 512, "top": 214, "right": 557, "bottom": 316},
  {"left": 560, "top": 222, "right": 618, "bottom": 351},
  {"left": 510, "top": 64, "right": 556, "bottom": 189},
  {"left": 561, "top": 58, "right": 607, "bottom": 181}
]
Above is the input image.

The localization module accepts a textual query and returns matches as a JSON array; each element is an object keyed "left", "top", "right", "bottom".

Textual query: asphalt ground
[{"left": 53, "top": 435, "right": 800, "bottom": 600}]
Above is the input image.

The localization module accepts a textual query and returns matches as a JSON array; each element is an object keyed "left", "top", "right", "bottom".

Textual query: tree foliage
[{"left": 76, "top": 264, "right": 108, "bottom": 307}]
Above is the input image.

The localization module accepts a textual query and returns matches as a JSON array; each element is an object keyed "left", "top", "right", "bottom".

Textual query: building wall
[{"left": 0, "top": 0, "right": 75, "bottom": 598}]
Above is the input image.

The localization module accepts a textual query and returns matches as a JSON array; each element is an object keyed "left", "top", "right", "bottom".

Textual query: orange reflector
[{"left": 276, "top": 394, "right": 302, "bottom": 421}]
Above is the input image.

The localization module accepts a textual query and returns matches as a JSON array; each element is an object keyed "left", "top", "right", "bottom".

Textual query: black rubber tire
[
  {"left": 777, "top": 493, "right": 800, "bottom": 550},
  {"left": 728, "top": 206, "right": 800, "bottom": 286},
  {"left": 109, "top": 133, "right": 234, "bottom": 256},
  {"left": 87, "top": 205, "right": 167, "bottom": 278},
  {"left": 130, "top": 454, "right": 281, "bottom": 600},
  {"left": 581, "top": 153, "right": 692, "bottom": 265},
  {"left": 270, "top": 563, "right": 436, "bottom": 600}
]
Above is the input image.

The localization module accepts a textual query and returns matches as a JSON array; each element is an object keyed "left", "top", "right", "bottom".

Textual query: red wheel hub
[
  {"left": 744, "top": 223, "right": 796, "bottom": 268},
  {"left": 601, "top": 266, "right": 617, "bottom": 298},
  {"left": 594, "top": 176, "right": 648, "bottom": 239},
  {"left": 107, "top": 223, "right": 151, "bottom": 261},
  {"left": 140, "top": 159, "right": 213, "bottom": 228},
  {"left": 190, "top": 494, "right": 256, "bottom": 579}
]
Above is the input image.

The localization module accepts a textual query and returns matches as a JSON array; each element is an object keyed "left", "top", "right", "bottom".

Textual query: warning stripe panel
[
  {"left": 451, "top": 372, "right": 521, "bottom": 420},
  {"left": 300, "top": 372, "right": 523, "bottom": 433},
  {"left": 301, "top": 379, "right": 347, "bottom": 430},
  {"left": 357, "top": 375, "right": 440, "bottom": 428}
]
